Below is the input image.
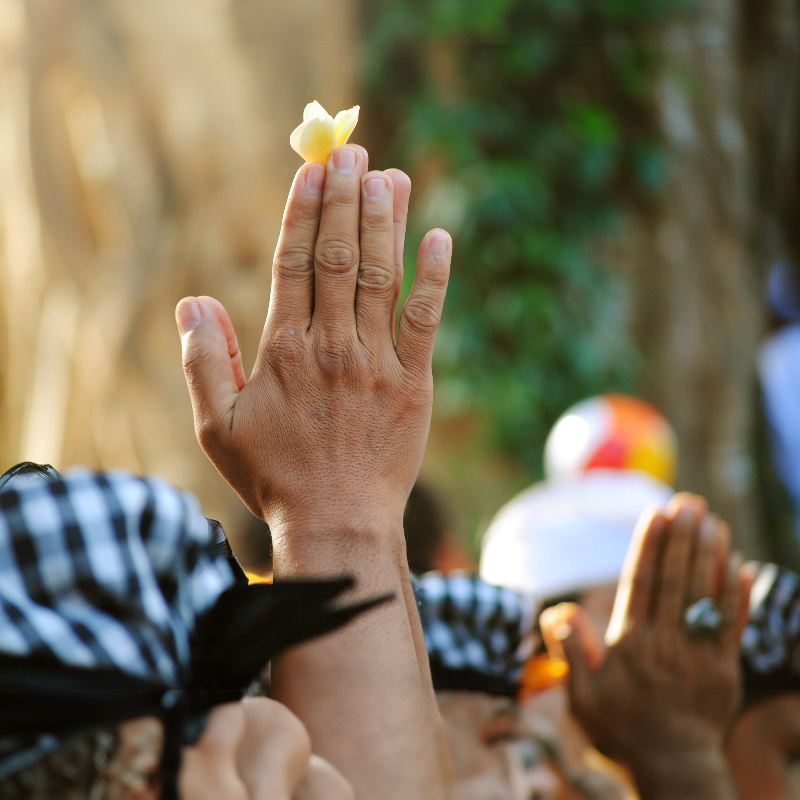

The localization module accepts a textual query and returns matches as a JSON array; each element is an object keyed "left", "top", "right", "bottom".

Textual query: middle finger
[
  {"left": 312, "top": 145, "right": 367, "bottom": 335},
  {"left": 654, "top": 494, "right": 707, "bottom": 630},
  {"left": 687, "top": 514, "right": 726, "bottom": 606}
]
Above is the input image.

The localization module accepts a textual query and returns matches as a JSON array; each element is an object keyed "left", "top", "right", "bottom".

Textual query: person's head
[
  {"left": 726, "top": 563, "right": 800, "bottom": 800},
  {"left": 414, "top": 572, "right": 618, "bottom": 799},
  {"left": 0, "top": 717, "right": 162, "bottom": 800},
  {"left": 480, "top": 470, "right": 673, "bottom": 631},
  {"left": 437, "top": 691, "right": 581, "bottom": 800},
  {"left": 481, "top": 395, "right": 676, "bottom": 642},
  {"left": 0, "top": 463, "right": 372, "bottom": 798},
  {"left": 404, "top": 482, "right": 451, "bottom": 574},
  {"left": 767, "top": 260, "right": 800, "bottom": 325}
]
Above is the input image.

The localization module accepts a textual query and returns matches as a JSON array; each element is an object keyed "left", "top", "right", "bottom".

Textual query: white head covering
[{"left": 479, "top": 469, "right": 673, "bottom": 600}]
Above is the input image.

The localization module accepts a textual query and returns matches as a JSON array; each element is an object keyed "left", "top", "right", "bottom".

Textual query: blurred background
[{"left": 0, "top": 0, "right": 797, "bottom": 563}]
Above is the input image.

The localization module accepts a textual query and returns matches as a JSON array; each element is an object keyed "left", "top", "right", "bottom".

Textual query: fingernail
[
  {"left": 365, "top": 177, "right": 387, "bottom": 200},
  {"left": 333, "top": 148, "right": 356, "bottom": 174},
  {"left": 305, "top": 165, "right": 325, "bottom": 195},
  {"left": 429, "top": 234, "right": 449, "bottom": 259},
  {"left": 701, "top": 515, "right": 717, "bottom": 539},
  {"left": 177, "top": 300, "right": 202, "bottom": 335},
  {"left": 553, "top": 622, "right": 573, "bottom": 641},
  {"left": 541, "top": 604, "right": 567, "bottom": 629}
]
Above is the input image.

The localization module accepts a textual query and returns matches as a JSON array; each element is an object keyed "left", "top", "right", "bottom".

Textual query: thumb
[
  {"left": 176, "top": 296, "right": 243, "bottom": 448},
  {"left": 540, "top": 603, "right": 601, "bottom": 688}
]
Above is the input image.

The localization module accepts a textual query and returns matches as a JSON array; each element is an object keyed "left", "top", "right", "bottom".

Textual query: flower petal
[
  {"left": 333, "top": 105, "right": 360, "bottom": 149},
  {"left": 303, "top": 100, "right": 329, "bottom": 122},
  {"left": 290, "top": 119, "right": 309, "bottom": 156},
  {"left": 291, "top": 114, "right": 337, "bottom": 164}
]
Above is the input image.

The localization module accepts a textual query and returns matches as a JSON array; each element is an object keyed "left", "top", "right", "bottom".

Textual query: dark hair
[
  {"left": 0, "top": 727, "right": 119, "bottom": 800},
  {"left": 404, "top": 483, "right": 449, "bottom": 574}
]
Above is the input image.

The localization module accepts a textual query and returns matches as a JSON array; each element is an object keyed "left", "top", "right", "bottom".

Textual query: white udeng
[{"left": 290, "top": 101, "right": 360, "bottom": 164}]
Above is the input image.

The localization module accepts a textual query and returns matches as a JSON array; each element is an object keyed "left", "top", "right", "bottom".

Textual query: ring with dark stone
[{"left": 682, "top": 597, "right": 723, "bottom": 639}]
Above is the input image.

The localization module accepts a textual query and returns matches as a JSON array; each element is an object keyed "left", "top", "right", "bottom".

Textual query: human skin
[
  {"left": 520, "top": 585, "right": 632, "bottom": 799},
  {"left": 93, "top": 700, "right": 352, "bottom": 800},
  {"left": 176, "top": 144, "right": 450, "bottom": 798},
  {"left": 540, "top": 494, "right": 752, "bottom": 800},
  {"left": 179, "top": 699, "right": 353, "bottom": 800},
  {"left": 725, "top": 692, "right": 800, "bottom": 800},
  {"left": 437, "top": 692, "right": 579, "bottom": 800}
]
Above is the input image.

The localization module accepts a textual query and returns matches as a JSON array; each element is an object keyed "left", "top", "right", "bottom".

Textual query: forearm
[
  {"left": 269, "top": 519, "right": 448, "bottom": 800},
  {"left": 630, "top": 747, "right": 737, "bottom": 800}
]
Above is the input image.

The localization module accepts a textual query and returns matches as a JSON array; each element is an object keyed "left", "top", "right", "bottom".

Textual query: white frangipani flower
[{"left": 290, "top": 101, "right": 360, "bottom": 164}]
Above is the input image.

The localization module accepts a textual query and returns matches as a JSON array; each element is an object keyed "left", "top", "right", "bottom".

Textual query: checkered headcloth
[
  {"left": 414, "top": 571, "right": 537, "bottom": 695},
  {"left": 0, "top": 462, "right": 389, "bottom": 794},
  {"left": 0, "top": 466, "right": 233, "bottom": 685},
  {"left": 741, "top": 562, "right": 800, "bottom": 706}
]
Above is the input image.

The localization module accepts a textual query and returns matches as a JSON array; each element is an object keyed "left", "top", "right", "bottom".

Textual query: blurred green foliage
[{"left": 361, "top": 0, "right": 689, "bottom": 476}]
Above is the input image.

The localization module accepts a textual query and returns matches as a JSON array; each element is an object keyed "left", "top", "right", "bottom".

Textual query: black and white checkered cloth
[
  {"left": 413, "top": 571, "right": 537, "bottom": 695},
  {"left": 741, "top": 561, "right": 800, "bottom": 706},
  {"left": 0, "top": 466, "right": 234, "bottom": 685},
  {"left": 0, "top": 462, "right": 389, "bottom": 793}
]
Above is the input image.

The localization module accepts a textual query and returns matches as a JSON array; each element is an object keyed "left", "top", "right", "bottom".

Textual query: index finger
[
  {"left": 267, "top": 162, "right": 326, "bottom": 332},
  {"left": 606, "top": 506, "right": 666, "bottom": 644}
]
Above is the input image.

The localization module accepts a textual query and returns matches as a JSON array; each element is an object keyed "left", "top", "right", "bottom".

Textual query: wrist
[{"left": 270, "top": 512, "right": 408, "bottom": 586}]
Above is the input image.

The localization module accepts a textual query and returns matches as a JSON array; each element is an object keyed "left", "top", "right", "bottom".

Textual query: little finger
[
  {"left": 719, "top": 552, "right": 747, "bottom": 654},
  {"left": 396, "top": 229, "right": 451, "bottom": 375},
  {"left": 386, "top": 169, "right": 412, "bottom": 343}
]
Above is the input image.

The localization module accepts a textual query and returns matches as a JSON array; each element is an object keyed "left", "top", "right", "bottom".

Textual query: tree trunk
[
  {"left": 623, "top": 0, "right": 800, "bottom": 557},
  {"left": 0, "top": 0, "right": 356, "bottom": 554}
]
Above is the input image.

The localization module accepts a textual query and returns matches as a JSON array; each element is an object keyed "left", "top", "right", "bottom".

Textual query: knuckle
[
  {"left": 194, "top": 416, "right": 225, "bottom": 454},
  {"left": 269, "top": 327, "right": 306, "bottom": 367},
  {"left": 357, "top": 258, "right": 394, "bottom": 291},
  {"left": 315, "top": 238, "right": 358, "bottom": 275},
  {"left": 403, "top": 295, "right": 441, "bottom": 333},
  {"left": 423, "top": 261, "right": 450, "bottom": 288},
  {"left": 181, "top": 341, "right": 214, "bottom": 377},
  {"left": 361, "top": 212, "right": 393, "bottom": 236},
  {"left": 274, "top": 244, "right": 313, "bottom": 281},
  {"left": 323, "top": 186, "right": 358, "bottom": 213},
  {"left": 243, "top": 697, "right": 312, "bottom": 764},
  {"left": 271, "top": 703, "right": 312, "bottom": 756},
  {"left": 316, "top": 334, "right": 354, "bottom": 380}
]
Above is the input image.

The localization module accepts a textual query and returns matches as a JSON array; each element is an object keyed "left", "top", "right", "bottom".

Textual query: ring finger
[
  {"left": 354, "top": 170, "right": 397, "bottom": 346},
  {"left": 687, "top": 513, "right": 725, "bottom": 606}
]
